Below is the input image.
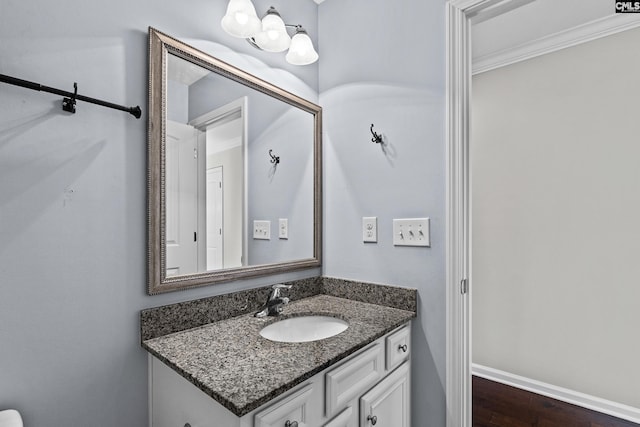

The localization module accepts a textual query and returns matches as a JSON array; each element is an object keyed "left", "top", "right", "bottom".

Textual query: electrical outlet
[
  {"left": 362, "top": 217, "right": 377, "bottom": 243},
  {"left": 279, "top": 218, "right": 288, "bottom": 239},
  {"left": 393, "top": 218, "right": 430, "bottom": 247},
  {"left": 253, "top": 220, "right": 271, "bottom": 240}
]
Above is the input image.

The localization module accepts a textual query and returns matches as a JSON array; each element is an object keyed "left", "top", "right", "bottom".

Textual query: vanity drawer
[
  {"left": 325, "top": 343, "right": 384, "bottom": 417},
  {"left": 386, "top": 324, "right": 410, "bottom": 370},
  {"left": 254, "top": 383, "right": 316, "bottom": 427}
]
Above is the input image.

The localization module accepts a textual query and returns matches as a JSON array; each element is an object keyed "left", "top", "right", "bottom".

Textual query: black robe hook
[
  {"left": 269, "top": 149, "right": 280, "bottom": 165},
  {"left": 370, "top": 124, "right": 383, "bottom": 144}
]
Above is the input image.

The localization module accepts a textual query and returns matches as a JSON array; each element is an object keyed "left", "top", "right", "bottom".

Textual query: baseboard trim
[
  {"left": 472, "top": 364, "right": 640, "bottom": 424},
  {"left": 473, "top": 14, "right": 640, "bottom": 75}
]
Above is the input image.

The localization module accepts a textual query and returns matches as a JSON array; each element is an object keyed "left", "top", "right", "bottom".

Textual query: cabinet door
[
  {"left": 326, "top": 343, "right": 384, "bottom": 417},
  {"left": 254, "top": 383, "right": 317, "bottom": 427},
  {"left": 359, "top": 362, "right": 410, "bottom": 427},
  {"left": 324, "top": 407, "right": 355, "bottom": 427},
  {"left": 150, "top": 356, "right": 241, "bottom": 427}
]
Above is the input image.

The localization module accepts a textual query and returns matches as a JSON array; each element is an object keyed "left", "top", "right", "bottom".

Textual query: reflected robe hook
[
  {"left": 370, "top": 124, "right": 383, "bottom": 144},
  {"left": 269, "top": 149, "right": 280, "bottom": 165},
  {"left": 62, "top": 82, "right": 78, "bottom": 114}
]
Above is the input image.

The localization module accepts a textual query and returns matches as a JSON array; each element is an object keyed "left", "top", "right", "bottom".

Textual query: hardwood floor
[{"left": 473, "top": 376, "right": 639, "bottom": 427}]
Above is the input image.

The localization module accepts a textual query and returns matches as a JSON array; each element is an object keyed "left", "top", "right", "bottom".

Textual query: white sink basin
[{"left": 259, "top": 315, "right": 349, "bottom": 343}]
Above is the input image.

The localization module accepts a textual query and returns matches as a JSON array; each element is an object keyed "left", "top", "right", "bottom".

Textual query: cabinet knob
[
  {"left": 398, "top": 344, "right": 408, "bottom": 353},
  {"left": 367, "top": 414, "right": 378, "bottom": 425},
  {"left": 184, "top": 424, "right": 191, "bottom": 427},
  {"left": 284, "top": 420, "right": 298, "bottom": 427}
]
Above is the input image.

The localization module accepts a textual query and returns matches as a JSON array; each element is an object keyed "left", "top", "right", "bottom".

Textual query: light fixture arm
[{"left": 246, "top": 23, "right": 305, "bottom": 50}]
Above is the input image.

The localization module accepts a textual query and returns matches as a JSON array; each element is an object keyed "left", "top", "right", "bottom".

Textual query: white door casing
[
  {"left": 206, "top": 166, "right": 224, "bottom": 270},
  {"left": 446, "top": 1, "right": 640, "bottom": 426}
]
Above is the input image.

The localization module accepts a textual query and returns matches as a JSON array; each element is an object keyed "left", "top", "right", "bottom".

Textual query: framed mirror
[{"left": 147, "top": 28, "right": 322, "bottom": 295}]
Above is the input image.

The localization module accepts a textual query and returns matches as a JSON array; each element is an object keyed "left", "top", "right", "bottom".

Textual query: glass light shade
[
  {"left": 221, "top": 0, "right": 261, "bottom": 38},
  {"left": 253, "top": 10, "right": 291, "bottom": 53},
  {"left": 285, "top": 29, "right": 318, "bottom": 65}
]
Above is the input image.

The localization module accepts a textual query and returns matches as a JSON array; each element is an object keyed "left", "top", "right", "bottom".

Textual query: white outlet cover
[
  {"left": 279, "top": 218, "right": 288, "bottom": 239},
  {"left": 362, "top": 217, "right": 377, "bottom": 243}
]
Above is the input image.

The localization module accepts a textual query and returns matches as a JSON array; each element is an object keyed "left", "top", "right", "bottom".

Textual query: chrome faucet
[{"left": 255, "top": 284, "right": 292, "bottom": 317}]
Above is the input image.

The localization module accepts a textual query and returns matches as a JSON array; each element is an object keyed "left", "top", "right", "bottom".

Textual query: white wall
[
  {"left": 0, "top": 1, "right": 319, "bottom": 426},
  {"left": 319, "top": 0, "right": 447, "bottom": 425},
  {"left": 471, "top": 27, "right": 640, "bottom": 409}
]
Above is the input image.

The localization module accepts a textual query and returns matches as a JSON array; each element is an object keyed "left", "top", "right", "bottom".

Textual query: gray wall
[
  {"left": 318, "top": 0, "right": 447, "bottom": 426},
  {"left": 472, "top": 27, "right": 640, "bottom": 409},
  {"left": 248, "top": 106, "right": 315, "bottom": 265},
  {"left": 1, "top": 0, "right": 448, "bottom": 426},
  {"left": 0, "top": 1, "right": 319, "bottom": 426}
]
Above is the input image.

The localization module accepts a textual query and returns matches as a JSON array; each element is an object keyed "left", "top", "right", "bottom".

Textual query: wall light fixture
[{"left": 221, "top": 2, "right": 319, "bottom": 65}]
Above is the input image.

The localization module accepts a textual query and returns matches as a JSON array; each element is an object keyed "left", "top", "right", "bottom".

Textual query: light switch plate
[
  {"left": 253, "top": 220, "right": 271, "bottom": 240},
  {"left": 362, "top": 217, "right": 377, "bottom": 243},
  {"left": 279, "top": 218, "right": 288, "bottom": 239},
  {"left": 393, "top": 218, "right": 430, "bottom": 247}
]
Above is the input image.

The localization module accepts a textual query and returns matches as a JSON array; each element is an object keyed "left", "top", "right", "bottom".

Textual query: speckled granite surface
[
  {"left": 142, "top": 294, "right": 416, "bottom": 417},
  {"left": 140, "top": 277, "right": 322, "bottom": 341},
  {"left": 140, "top": 276, "right": 416, "bottom": 341},
  {"left": 322, "top": 277, "right": 417, "bottom": 312}
]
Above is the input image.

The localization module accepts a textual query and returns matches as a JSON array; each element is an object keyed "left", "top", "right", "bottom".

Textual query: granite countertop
[{"left": 142, "top": 294, "right": 416, "bottom": 417}]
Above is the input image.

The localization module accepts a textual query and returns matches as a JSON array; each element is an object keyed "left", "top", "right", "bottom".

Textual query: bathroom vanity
[
  {"left": 143, "top": 29, "right": 418, "bottom": 427},
  {"left": 142, "top": 282, "right": 416, "bottom": 427}
]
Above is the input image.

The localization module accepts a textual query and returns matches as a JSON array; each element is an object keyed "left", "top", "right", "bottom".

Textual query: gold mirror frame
[{"left": 147, "top": 28, "right": 322, "bottom": 295}]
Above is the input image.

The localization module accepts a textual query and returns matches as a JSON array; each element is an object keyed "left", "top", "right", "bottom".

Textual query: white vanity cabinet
[
  {"left": 360, "top": 362, "right": 410, "bottom": 427},
  {"left": 323, "top": 407, "right": 354, "bottom": 427},
  {"left": 324, "top": 324, "right": 411, "bottom": 427},
  {"left": 149, "top": 323, "right": 411, "bottom": 427},
  {"left": 253, "top": 383, "right": 323, "bottom": 427}
]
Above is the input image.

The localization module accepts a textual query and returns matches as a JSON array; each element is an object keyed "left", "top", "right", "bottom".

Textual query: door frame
[
  {"left": 205, "top": 165, "right": 224, "bottom": 270},
  {"left": 446, "top": 2, "right": 542, "bottom": 425},
  {"left": 445, "top": 2, "right": 478, "bottom": 425},
  {"left": 445, "top": 2, "right": 640, "bottom": 426},
  {"left": 190, "top": 97, "right": 248, "bottom": 269}
]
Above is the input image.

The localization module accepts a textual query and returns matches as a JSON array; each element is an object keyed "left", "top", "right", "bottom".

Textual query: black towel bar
[{"left": 0, "top": 73, "right": 142, "bottom": 119}]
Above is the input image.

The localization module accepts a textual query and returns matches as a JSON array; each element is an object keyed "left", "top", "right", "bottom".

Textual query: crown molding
[{"left": 473, "top": 14, "right": 640, "bottom": 75}]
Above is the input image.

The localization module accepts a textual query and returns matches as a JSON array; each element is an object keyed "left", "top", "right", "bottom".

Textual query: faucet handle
[{"left": 270, "top": 283, "right": 292, "bottom": 298}]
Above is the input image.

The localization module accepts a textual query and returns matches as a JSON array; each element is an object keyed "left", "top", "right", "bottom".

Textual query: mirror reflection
[
  {"left": 165, "top": 54, "right": 247, "bottom": 275},
  {"left": 166, "top": 53, "right": 315, "bottom": 276},
  {"left": 147, "top": 28, "right": 322, "bottom": 294}
]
